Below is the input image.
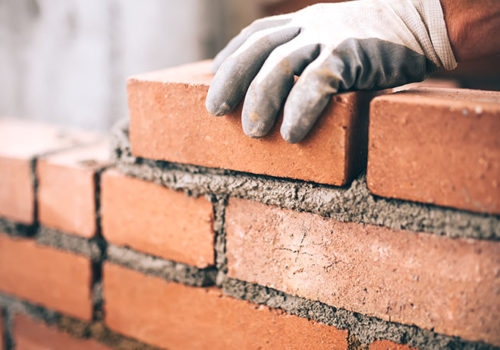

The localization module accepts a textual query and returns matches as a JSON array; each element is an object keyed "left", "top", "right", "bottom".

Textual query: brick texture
[
  {"left": 128, "top": 60, "right": 371, "bottom": 186},
  {"left": 38, "top": 140, "right": 109, "bottom": 237},
  {"left": 367, "top": 88, "right": 500, "bottom": 214},
  {"left": 0, "top": 118, "right": 99, "bottom": 224},
  {"left": 14, "top": 314, "right": 109, "bottom": 350},
  {"left": 0, "top": 232, "right": 93, "bottom": 320},
  {"left": 101, "top": 169, "right": 214, "bottom": 268},
  {"left": 104, "top": 263, "right": 348, "bottom": 349},
  {"left": 225, "top": 198, "right": 500, "bottom": 345}
]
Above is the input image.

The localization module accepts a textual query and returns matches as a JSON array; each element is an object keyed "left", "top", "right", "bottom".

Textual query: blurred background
[{"left": 1, "top": 0, "right": 499, "bottom": 131}]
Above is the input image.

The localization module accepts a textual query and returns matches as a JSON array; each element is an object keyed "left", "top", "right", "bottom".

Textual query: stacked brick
[{"left": 0, "top": 61, "right": 499, "bottom": 350}]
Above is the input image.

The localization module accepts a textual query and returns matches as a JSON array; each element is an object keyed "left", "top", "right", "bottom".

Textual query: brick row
[
  {"left": 103, "top": 263, "right": 348, "bottom": 349},
  {"left": 368, "top": 88, "right": 500, "bottom": 214},
  {"left": 38, "top": 140, "right": 109, "bottom": 237},
  {"left": 224, "top": 197, "right": 500, "bottom": 345},
  {"left": 101, "top": 169, "right": 215, "bottom": 268},
  {"left": 127, "top": 60, "right": 371, "bottom": 186},
  {"left": 13, "top": 314, "right": 109, "bottom": 350},
  {"left": 0, "top": 232, "right": 93, "bottom": 320},
  {"left": 0, "top": 117, "right": 104, "bottom": 225}
]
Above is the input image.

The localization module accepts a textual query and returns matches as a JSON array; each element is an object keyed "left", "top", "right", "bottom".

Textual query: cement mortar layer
[
  {"left": 107, "top": 244, "right": 216, "bottom": 287},
  {"left": 0, "top": 218, "right": 37, "bottom": 238},
  {"left": 222, "top": 278, "right": 496, "bottom": 350},
  {"left": 0, "top": 293, "right": 162, "bottom": 350},
  {"left": 113, "top": 122, "right": 500, "bottom": 240},
  {"left": 36, "top": 227, "right": 102, "bottom": 261}
]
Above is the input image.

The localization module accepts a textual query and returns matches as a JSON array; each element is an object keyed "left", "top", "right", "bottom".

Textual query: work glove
[{"left": 206, "top": 0, "right": 457, "bottom": 143}]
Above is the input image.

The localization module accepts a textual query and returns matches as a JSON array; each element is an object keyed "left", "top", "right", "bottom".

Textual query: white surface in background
[{"left": 0, "top": 0, "right": 257, "bottom": 130}]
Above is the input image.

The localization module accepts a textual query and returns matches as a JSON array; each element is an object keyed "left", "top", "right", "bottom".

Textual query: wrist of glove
[{"left": 206, "top": 0, "right": 457, "bottom": 143}]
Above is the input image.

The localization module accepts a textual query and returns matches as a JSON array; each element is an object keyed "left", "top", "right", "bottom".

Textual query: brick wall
[{"left": 0, "top": 61, "right": 499, "bottom": 349}]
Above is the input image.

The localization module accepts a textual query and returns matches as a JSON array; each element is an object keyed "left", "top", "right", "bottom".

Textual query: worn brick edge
[{"left": 112, "top": 120, "right": 500, "bottom": 241}]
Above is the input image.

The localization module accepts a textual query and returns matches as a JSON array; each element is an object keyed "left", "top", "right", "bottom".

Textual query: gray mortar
[
  {"left": 212, "top": 196, "right": 228, "bottom": 287},
  {"left": 0, "top": 293, "right": 162, "bottom": 350},
  {"left": 0, "top": 218, "right": 37, "bottom": 237},
  {"left": 107, "top": 244, "right": 216, "bottom": 287},
  {"left": 222, "top": 278, "right": 497, "bottom": 350},
  {"left": 36, "top": 226, "right": 102, "bottom": 261},
  {"left": 112, "top": 121, "right": 500, "bottom": 240}
]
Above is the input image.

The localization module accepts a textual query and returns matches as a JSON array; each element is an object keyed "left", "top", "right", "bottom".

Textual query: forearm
[{"left": 440, "top": 0, "right": 500, "bottom": 61}]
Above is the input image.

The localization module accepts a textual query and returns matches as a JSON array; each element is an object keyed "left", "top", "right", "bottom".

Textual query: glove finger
[
  {"left": 206, "top": 25, "right": 300, "bottom": 116},
  {"left": 212, "top": 14, "right": 292, "bottom": 73},
  {"left": 242, "top": 38, "right": 320, "bottom": 138},
  {"left": 281, "top": 50, "right": 345, "bottom": 143}
]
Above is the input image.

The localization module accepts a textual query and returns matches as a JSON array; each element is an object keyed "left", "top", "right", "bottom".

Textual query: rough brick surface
[
  {"left": 0, "top": 232, "right": 93, "bottom": 320},
  {"left": 101, "top": 169, "right": 214, "bottom": 268},
  {"left": 0, "top": 118, "right": 99, "bottom": 223},
  {"left": 14, "top": 314, "right": 109, "bottom": 350},
  {"left": 368, "top": 88, "right": 500, "bottom": 214},
  {"left": 38, "top": 140, "right": 109, "bottom": 237},
  {"left": 369, "top": 340, "right": 414, "bottom": 350},
  {"left": 104, "top": 263, "right": 348, "bottom": 349},
  {"left": 128, "top": 60, "right": 372, "bottom": 186},
  {"left": 225, "top": 198, "right": 500, "bottom": 345}
]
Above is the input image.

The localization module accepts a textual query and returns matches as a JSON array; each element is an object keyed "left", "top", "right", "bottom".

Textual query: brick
[
  {"left": 101, "top": 169, "right": 214, "bottom": 268},
  {"left": 0, "top": 232, "right": 93, "bottom": 320},
  {"left": 370, "top": 340, "right": 415, "bottom": 350},
  {"left": 0, "top": 118, "right": 99, "bottom": 224},
  {"left": 128, "top": 60, "right": 371, "bottom": 186},
  {"left": 38, "top": 140, "right": 109, "bottom": 237},
  {"left": 103, "top": 263, "right": 347, "bottom": 350},
  {"left": 14, "top": 314, "right": 109, "bottom": 350},
  {"left": 367, "top": 88, "right": 500, "bottom": 214},
  {"left": 225, "top": 198, "right": 500, "bottom": 345}
]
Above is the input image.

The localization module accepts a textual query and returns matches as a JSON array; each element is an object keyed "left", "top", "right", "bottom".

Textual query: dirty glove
[{"left": 206, "top": 0, "right": 457, "bottom": 143}]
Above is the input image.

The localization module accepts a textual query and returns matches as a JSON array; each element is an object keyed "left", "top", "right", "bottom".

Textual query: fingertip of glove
[
  {"left": 280, "top": 125, "right": 302, "bottom": 144},
  {"left": 206, "top": 99, "right": 231, "bottom": 116}
]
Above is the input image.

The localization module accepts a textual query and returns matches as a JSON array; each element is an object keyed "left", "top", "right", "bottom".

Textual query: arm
[{"left": 441, "top": 0, "right": 500, "bottom": 61}]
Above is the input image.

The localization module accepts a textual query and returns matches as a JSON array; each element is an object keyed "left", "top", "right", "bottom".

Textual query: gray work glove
[{"left": 206, "top": 0, "right": 457, "bottom": 143}]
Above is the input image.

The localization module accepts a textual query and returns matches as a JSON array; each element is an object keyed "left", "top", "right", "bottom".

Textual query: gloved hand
[{"left": 206, "top": 0, "right": 457, "bottom": 143}]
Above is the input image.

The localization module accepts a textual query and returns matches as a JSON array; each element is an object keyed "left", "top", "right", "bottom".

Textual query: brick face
[
  {"left": 0, "top": 233, "right": 93, "bottom": 320},
  {"left": 101, "top": 169, "right": 214, "bottom": 268},
  {"left": 38, "top": 140, "right": 109, "bottom": 237},
  {"left": 225, "top": 198, "right": 500, "bottom": 345},
  {"left": 128, "top": 60, "right": 371, "bottom": 186},
  {"left": 14, "top": 314, "right": 109, "bottom": 350},
  {"left": 0, "top": 118, "right": 100, "bottom": 224},
  {"left": 103, "top": 263, "right": 348, "bottom": 349},
  {"left": 367, "top": 88, "right": 500, "bottom": 214}
]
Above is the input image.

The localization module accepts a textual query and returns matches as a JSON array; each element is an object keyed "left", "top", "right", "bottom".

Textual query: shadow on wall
[{"left": 0, "top": 0, "right": 258, "bottom": 131}]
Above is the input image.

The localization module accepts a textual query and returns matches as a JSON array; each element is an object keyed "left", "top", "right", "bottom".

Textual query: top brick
[
  {"left": 127, "top": 60, "right": 372, "bottom": 186},
  {"left": 368, "top": 88, "right": 500, "bottom": 215},
  {"left": 0, "top": 118, "right": 99, "bottom": 224}
]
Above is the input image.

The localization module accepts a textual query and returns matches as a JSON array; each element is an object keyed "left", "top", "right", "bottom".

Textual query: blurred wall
[{"left": 0, "top": 0, "right": 258, "bottom": 130}]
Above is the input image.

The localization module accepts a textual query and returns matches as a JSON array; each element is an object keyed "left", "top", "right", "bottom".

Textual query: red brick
[
  {"left": 103, "top": 263, "right": 347, "bottom": 349},
  {"left": 0, "top": 232, "right": 93, "bottom": 320},
  {"left": 101, "top": 169, "right": 214, "bottom": 268},
  {"left": 14, "top": 314, "right": 109, "bottom": 350},
  {"left": 225, "top": 198, "right": 500, "bottom": 345},
  {"left": 38, "top": 140, "right": 109, "bottom": 237},
  {"left": 370, "top": 340, "right": 415, "bottom": 350},
  {"left": 367, "top": 88, "right": 500, "bottom": 214},
  {"left": 0, "top": 118, "right": 100, "bottom": 224},
  {"left": 128, "top": 60, "right": 371, "bottom": 186}
]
